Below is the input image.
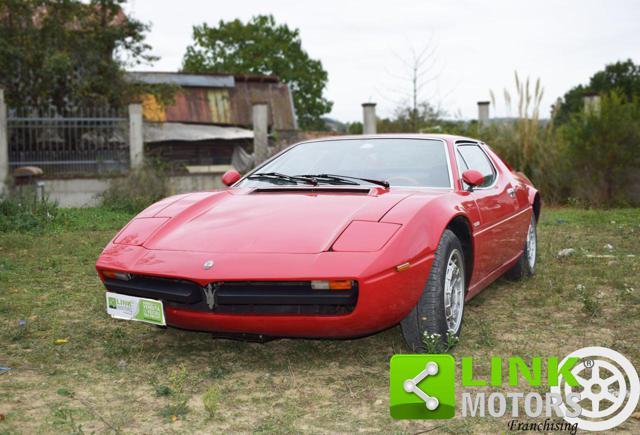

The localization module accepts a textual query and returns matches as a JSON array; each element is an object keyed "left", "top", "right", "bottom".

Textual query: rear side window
[{"left": 457, "top": 144, "right": 496, "bottom": 188}]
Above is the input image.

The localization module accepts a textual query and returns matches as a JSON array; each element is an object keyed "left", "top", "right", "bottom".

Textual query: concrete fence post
[
  {"left": 128, "top": 103, "right": 144, "bottom": 169},
  {"left": 253, "top": 103, "right": 269, "bottom": 166},
  {"left": 477, "top": 101, "right": 490, "bottom": 125},
  {"left": 362, "top": 102, "right": 377, "bottom": 134},
  {"left": 0, "top": 88, "right": 8, "bottom": 194}
]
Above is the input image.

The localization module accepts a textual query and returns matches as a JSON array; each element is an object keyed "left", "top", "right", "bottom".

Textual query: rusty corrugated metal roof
[{"left": 129, "top": 71, "right": 296, "bottom": 130}]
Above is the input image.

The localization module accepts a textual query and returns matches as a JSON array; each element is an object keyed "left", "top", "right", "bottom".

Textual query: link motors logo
[
  {"left": 389, "top": 354, "right": 455, "bottom": 419},
  {"left": 389, "top": 346, "right": 639, "bottom": 432}
]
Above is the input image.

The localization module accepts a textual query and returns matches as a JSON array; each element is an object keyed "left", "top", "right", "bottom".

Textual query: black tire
[
  {"left": 400, "top": 229, "right": 466, "bottom": 352},
  {"left": 505, "top": 214, "right": 537, "bottom": 281}
]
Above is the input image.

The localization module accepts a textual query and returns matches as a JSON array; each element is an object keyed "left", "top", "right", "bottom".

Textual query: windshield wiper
[
  {"left": 298, "top": 174, "right": 390, "bottom": 189},
  {"left": 295, "top": 174, "right": 359, "bottom": 186},
  {"left": 247, "top": 172, "right": 318, "bottom": 185}
]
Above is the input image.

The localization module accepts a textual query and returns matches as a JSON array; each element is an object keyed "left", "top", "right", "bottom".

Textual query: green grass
[
  {"left": 0, "top": 207, "right": 639, "bottom": 433},
  {"left": 52, "top": 207, "right": 133, "bottom": 232}
]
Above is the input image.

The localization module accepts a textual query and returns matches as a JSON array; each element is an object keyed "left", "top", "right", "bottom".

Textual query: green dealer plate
[{"left": 106, "top": 291, "right": 166, "bottom": 326}]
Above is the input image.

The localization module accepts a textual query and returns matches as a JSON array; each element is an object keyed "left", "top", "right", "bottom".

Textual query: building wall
[
  {"left": 139, "top": 81, "right": 297, "bottom": 130},
  {"left": 45, "top": 174, "right": 226, "bottom": 208}
]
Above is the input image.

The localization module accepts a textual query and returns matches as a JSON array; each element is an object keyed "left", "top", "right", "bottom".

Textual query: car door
[{"left": 456, "top": 142, "right": 519, "bottom": 284}]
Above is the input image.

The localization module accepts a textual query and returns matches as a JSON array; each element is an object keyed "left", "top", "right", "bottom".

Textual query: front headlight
[
  {"left": 331, "top": 221, "right": 401, "bottom": 252},
  {"left": 102, "top": 270, "right": 131, "bottom": 281},
  {"left": 310, "top": 280, "right": 354, "bottom": 290}
]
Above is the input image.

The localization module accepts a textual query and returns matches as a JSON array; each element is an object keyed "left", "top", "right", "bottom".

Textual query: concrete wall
[
  {"left": 45, "top": 174, "right": 225, "bottom": 208},
  {"left": 170, "top": 173, "right": 225, "bottom": 193},
  {"left": 46, "top": 178, "right": 111, "bottom": 207}
]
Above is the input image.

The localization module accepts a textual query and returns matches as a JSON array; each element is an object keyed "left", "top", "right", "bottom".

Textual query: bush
[
  {"left": 202, "top": 386, "right": 219, "bottom": 418},
  {"left": 561, "top": 92, "right": 640, "bottom": 206},
  {"left": 0, "top": 190, "right": 58, "bottom": 232},
  {"left": 100, "top": 164, "right": 169, "bottom": 214}
]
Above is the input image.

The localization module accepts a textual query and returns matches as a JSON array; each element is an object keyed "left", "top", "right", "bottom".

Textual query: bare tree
[{"left": 378, "top": 40, "right": 442, "bottom": 131}]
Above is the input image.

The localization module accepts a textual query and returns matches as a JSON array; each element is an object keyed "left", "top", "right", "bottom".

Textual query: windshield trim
[{"left": 235, "top": 137, "right": 454, "bottom": 190}]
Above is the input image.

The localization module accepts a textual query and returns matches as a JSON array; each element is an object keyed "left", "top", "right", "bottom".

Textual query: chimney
[
  {"left": 362, "top": 102, "right": 377, "bottom": 134},
  {"left": 583, "top": 93, "right": 600, "bottom": 115},
  {"left": 252, "top": 103, "right": 269, "bottom": 165},
  {"left": 477, "top": 101, "right": 490, "bottom": 124}
]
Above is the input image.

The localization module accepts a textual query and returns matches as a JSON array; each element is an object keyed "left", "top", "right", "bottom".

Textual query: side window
[{"left": 457, "top": 144, "right": 496, "bottom": 188}]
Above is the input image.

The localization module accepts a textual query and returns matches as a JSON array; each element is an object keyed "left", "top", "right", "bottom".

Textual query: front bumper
[{"left": 97, "top": 244, "right": 434, "bottom": 338}]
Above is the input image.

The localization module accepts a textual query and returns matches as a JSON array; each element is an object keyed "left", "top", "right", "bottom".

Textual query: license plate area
[{"left": 106, "top": 291, "right": 166, "bottom": 326}]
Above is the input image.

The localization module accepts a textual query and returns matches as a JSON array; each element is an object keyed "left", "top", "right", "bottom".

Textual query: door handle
[{"left": 507, "top": 187, "right": 516, "bottom": 198}]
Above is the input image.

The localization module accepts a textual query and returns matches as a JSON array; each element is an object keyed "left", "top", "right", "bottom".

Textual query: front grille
[
  {"left": 104, "top": 276, "right": 202, "bottom": 304},
  {"left": 104, "top": 276, "right": 357, "bottom": 315},
  {"left": 210, "top": 281, "right": 357, "bottom": 315}
]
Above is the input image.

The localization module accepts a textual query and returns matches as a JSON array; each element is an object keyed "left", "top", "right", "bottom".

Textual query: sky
[{"left": 124, "top": 0, "right": 640, "bottom": 123}]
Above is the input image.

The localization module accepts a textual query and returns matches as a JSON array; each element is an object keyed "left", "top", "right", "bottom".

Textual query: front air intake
[{"left": 251, "top": 187, "right": 371, "bottom": 194}]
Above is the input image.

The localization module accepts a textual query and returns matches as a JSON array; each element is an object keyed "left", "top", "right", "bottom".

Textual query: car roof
[{"left": 295, "top": 133, "right": 481, "bottom": 145}]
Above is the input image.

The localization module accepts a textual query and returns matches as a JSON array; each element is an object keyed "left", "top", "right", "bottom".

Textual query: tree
[
  {"left": 555, "top": 59, "right": 640, "bottom": 124},
  {"left": 377, "top": 101, "right": 442, "bottom": 133},
  {"left": 379, "top": 42, "right": 441, "bottom": 132},
  {"left": 182, "top": 15, "right": 332, "bottom": 130},
  {"left": 561, "top": 92, "right": 640, "bottom": 205},
  {"left": 0, "top": 0, "right": 157, "bottom": 110}
]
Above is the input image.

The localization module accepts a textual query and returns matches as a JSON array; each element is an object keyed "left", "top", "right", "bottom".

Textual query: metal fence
[{"left": 8, "top": 107, "right": 129, "bottom": 176}]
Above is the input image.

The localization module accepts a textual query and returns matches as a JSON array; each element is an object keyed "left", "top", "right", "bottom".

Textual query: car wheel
[
  {"left": 400, "top": 229, "right": 466, "bottom": 352},
  {"left": 505, "top": 214, "right": 537, "bottom": 281}
]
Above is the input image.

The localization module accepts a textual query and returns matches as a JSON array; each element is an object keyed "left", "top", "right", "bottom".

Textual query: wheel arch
[
  {"left": 445, "top": 215, "right": 474, "bottom": 291},
  {"left": 532, "top": 192, "right": 541, "bottom": 222}
]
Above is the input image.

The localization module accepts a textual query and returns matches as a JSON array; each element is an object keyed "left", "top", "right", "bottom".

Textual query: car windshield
[{"left": 238, "top": 138, "right": 451, "bottom": 188}]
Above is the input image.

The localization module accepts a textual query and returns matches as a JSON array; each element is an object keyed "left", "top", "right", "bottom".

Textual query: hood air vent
[{"left": 251, "top": 187, "right": 372, "bottom": 194}]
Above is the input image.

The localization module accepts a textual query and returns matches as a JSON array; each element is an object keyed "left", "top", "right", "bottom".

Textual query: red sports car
[{"left": 96, "top": 134, "right": 539, "bottom": 350}]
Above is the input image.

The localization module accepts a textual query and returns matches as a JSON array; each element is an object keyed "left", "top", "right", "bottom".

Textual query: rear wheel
[
  {"left": 505, "top": 214, "right": 537, "bottom": 280},
  {"left": 400, "top": 230, "right": 466, "bottom": 352}
]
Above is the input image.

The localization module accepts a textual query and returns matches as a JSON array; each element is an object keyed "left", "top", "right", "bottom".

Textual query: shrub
[
  {"left": 100, "top": 164, "right": 169, "bottom": 214},
  {"left": 575, "top": 284, "right": 602, "bottom": 318},
  {"left": 158, "top": 364, "right": 191, "bottom": 421},
  {"left": 0, "top": 189, "right": 58, "bottom": 232},
  {"left": 202, "top": 386, "right": 219, "bottom": 418},
  {"left": 561, "top": 92, "right": 640, "bottom": 206},
  {"left": 474, "top": 121, "right": 572, "bottom": 205}
]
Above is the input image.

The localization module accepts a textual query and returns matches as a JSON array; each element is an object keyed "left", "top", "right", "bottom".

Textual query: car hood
[{"left": 141, "top": 188, "right": 415, "bottom": 254}]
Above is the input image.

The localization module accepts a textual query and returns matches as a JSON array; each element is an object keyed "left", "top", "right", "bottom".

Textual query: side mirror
[
  {"left": 462, "top": 169, "right": 484, "bottom": 190},
  {"left": 222, "top": 169, "right": 241, "bottom": 186}
]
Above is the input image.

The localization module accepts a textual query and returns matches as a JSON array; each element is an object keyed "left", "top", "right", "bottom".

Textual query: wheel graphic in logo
[{"left": 550, "top": 346, "right": 639, "bottom": 431}]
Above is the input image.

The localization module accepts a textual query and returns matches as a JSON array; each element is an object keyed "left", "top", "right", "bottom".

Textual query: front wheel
[{"left": 400, "top": 230, "right": 466, "bottom": 352}]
